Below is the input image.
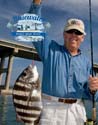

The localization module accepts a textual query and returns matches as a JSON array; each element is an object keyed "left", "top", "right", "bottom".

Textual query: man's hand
[
  {"left": 33, "top": 0, "right": 41, "bottom": 4},
  {"left": 89, "top": 75, "right": 98, "bottom": 91}
]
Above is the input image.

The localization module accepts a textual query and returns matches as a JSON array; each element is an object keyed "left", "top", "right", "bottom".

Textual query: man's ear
[{"left": 81, "top": 35, "right": 85, "bottom": 42}]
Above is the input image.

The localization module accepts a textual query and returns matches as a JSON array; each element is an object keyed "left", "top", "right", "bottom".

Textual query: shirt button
[
  {"left": 68, "top": 86, "right": 71, "bottom": 89},
  {"left": 70, "top": 74, "right": 72, "bottom": 77}
]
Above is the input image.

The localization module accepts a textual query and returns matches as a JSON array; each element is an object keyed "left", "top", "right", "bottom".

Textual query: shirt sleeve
[
  {"left": 83, "top": 59, "right": 98, "bottom": 101},
  {"left": 82, "top": 58, "right": 92, "bottom": 100},
  {"left": 32, "top": 35, "right": 52, "bottom": 62},
  {"left": 28, "top": 2, "right": 41, "bottom": 16},
  {"left": 28, "top": 2, "right": 52, "bottom": 62}
]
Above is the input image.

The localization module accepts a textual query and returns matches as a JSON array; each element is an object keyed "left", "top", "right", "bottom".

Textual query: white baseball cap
[{"left": 64, "top": 18, "right": 86, "bottom": 35}]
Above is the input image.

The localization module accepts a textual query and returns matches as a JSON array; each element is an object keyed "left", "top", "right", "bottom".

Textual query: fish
[{"left": 13, "top": 64, "right": 42, "bottom": 125}]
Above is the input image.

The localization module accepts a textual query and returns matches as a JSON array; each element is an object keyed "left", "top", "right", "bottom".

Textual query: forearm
[
  {"left": 29, "top": 0, "right": 51, "bottom": 61},
  {"left": 28, "top": 0, "right": 41, "bottom": 16}
]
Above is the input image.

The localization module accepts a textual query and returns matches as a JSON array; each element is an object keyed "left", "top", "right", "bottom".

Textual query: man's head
[
  {"left": 63, "top": 18, "right": 86, "bottom": 55},
  {"left": 64, "top": 18, "right": 86, "bottom": 35}
]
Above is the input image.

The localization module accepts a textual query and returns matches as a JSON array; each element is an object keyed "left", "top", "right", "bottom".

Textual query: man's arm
[
  {"left": 28, "top": 0, "right": 42, "bottom": 15},
  {"left": 29, "top": 0, "right": 53, "bottom": 62}
]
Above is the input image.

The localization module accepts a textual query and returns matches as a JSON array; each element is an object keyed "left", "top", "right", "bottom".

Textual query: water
[
  {"left": 0, "top": 95, "right": 98, "bottom": 125},
  {"left": 0, "top": 95, "right": 24, "bottom": 125}
]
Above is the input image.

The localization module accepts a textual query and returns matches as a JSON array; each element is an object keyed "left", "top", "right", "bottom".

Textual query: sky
[{"left": 0, "top": 0, "right": 98, "bottom": 85}]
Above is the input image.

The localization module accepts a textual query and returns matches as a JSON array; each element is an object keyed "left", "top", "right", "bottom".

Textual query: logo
[{"left": 7, "top": 14, "right": 47, "bottom": 42}]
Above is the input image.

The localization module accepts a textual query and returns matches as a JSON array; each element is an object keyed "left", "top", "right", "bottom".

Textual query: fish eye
[{"left": 23, "top": 72, "right": 27, "bottom": 76}]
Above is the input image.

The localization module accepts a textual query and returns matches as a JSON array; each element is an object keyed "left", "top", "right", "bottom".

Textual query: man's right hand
[{"left": 33, "top": 0, "right": 41, "bottom": 5}]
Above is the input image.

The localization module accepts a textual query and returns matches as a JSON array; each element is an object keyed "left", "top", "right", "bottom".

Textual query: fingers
[
  {"left": 89, "top": 76, "right": 98, "bottom": 91},
  {"left": 33, "top": 0, "right": 41, "bottom": 4}
]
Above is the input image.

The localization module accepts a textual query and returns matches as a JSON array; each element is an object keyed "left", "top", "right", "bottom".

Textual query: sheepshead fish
[{"left": 13, "top": 64, "right": 42, "bottom": 125}]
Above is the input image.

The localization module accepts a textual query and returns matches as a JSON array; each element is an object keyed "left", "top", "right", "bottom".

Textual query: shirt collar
[{"left": 62, "top": 46, "right": 82, "bottom": 56}]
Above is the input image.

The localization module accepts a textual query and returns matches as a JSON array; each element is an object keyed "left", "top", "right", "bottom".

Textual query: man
[{"left": 29, "top": 0, "right": 98, "bottom": 125}]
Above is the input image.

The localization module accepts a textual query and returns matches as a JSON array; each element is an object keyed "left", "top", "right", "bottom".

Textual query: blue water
[
  {"left": 0, "top": 95, "right": 98, "bottom": 125},
  {"left": 0, "top": 95, "right": 24, "bottom": 125}
]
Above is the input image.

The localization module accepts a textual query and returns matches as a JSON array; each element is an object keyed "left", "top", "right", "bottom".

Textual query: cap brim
[{"left": 64, "top": 25, "right": 86, "bottom": 35}]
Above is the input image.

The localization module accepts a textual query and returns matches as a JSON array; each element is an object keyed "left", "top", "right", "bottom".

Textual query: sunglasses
[{"left": 66, "top": 29, "right": 83, "bottom": 35}]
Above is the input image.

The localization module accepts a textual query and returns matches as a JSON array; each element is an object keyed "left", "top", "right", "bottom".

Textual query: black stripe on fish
[
  {"left": 14, "top": 103, "right": 41, "bottom": 110},
  {"left": 17, "top": 112, "right": 39, "bottom": 118},
  {"left": 13, "top": 95, "right": 40, "bottom": 102},
  {"left": 13, "top": 84, "right": 30, "bottom": 92}
]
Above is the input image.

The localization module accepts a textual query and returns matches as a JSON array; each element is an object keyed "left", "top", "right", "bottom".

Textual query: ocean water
[
  {"left": 0, "top": 95, "right": 98, "bottom": 125},
  {"left": 0, "top": 95, "right": 24, "bottom": 125}
]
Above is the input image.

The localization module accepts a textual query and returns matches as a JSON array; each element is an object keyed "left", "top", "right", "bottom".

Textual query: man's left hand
[{"left": 89, "top": 75, "right": 98, "bottom": 91}]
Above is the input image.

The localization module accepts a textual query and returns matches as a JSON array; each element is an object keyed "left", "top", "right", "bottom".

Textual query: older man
[{"left": 24, "top": 0, "right": 98, "bottom": 125}]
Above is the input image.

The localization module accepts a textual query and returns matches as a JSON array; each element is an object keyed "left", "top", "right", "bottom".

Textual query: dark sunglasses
[{"left": 66, "top": 29, "right": 83, "bottom": 35}]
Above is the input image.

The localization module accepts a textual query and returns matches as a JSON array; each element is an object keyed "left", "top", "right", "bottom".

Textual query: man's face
[{"left": 63, "top": 29, "right": 85, "bottom": 54}]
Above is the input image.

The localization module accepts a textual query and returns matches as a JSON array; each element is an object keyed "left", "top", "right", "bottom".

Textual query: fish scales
[{"left": 13, "top": 65, "right": 42, "bottom": 125}]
